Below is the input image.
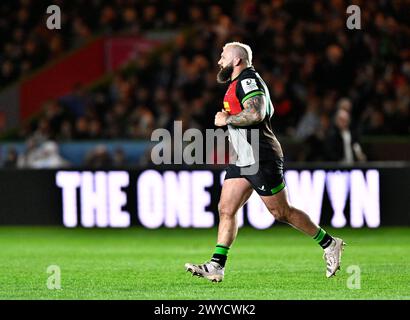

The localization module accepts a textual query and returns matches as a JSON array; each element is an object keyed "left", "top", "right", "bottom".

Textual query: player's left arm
[{"left": 226, "top": 94, "right": 266, "bottom": 126}]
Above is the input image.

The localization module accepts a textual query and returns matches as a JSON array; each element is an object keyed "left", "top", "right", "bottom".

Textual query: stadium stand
[{"left": 0, "top": 0, "right": 409, "bottom": 167}]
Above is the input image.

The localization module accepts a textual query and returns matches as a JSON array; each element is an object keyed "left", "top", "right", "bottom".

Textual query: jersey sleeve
[{"left": 236, "top": 74, "right": 266, "bottom": 106}]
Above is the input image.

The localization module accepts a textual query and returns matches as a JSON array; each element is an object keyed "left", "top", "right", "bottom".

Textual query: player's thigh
[{"left": 219, "top": 178, "right": 253, "bottom": 216}]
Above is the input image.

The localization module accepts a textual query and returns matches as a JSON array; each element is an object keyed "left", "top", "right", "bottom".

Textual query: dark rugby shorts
[{"left": 224, "top": 158, "right": 286, "bottom": 196}]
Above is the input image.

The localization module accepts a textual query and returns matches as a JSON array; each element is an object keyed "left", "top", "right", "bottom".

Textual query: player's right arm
[{"left": 225, "top": 94, "right": 266, "bottom": 127}]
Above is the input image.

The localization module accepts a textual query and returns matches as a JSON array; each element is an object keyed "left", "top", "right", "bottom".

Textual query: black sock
[
  {"left": 211, "top": 254, "right": 227, "bottom": 267},
  {"left": 211, "top": 244, "right": 229, "bottom": 267},
  {"left": 313, "top": 228, "right": 334, "bottom": 249}
]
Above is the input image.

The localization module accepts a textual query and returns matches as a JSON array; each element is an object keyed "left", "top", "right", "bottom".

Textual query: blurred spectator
[
  {"left": 295, "top": 97, "right": 329, "bottom": 161},
  {"left": 2, "top": 147, "right": 18, "bottom": 168},
  {"left": 113, "top": 147, "right": 126, "bottom": 167},
  {"left": 57, "top": 120, "right": 74, "bottom": 140},
  {"left": 0, "top": 61, "right": 17, "bottom": 86},
  {"left": 337, "top": 98, "right": 353, "bottom": 114},
  {"left": 60, "top": 83, "right": 90, "bottom": 118},
  {"left": 74, "top": 117, "right": 90, "bottom": 140},
  {"left": 360, "top": 108, "right": 388, "bottom": 135},
  {"left": 16, "top": 139, "right": 70, "bottom": 168},
  {"left": 128, "top": 106, "right": 155, "bottom": 139},
  {"left": 325, "top": 109, "right": 366, "bottom": 163},
  {"left": 17, "top": 138, "right": 42, "bottom": 168},
  {"left": 30, "top": 141, "right": 70, "bottom": 168},
  {"left": 85, "top": 144, "right": 113, "bottom": 168},
  {"left": 295, "top": 97, "right": 321, "bottom": 141}
]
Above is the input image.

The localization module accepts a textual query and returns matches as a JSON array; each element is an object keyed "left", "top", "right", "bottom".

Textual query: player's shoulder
[
  {"left": 237, "top": 67, "right": 258, "bottom": 81},
  {"left": 237, "top": 67, "right": 264, "bottom": 96}
]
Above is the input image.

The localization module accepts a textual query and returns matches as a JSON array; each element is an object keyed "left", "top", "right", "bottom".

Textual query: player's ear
[{"left": 234, "top": 57, "right": 241, "bottom": 66}]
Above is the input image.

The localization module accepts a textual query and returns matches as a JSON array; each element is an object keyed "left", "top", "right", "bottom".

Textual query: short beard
[{"left": 217, "top": 63, "right": 234, "bottom": 83}]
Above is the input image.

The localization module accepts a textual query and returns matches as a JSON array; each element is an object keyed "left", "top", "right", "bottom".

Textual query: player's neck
[{"left": 230, "top": 65, "right": 248, "bottom": 81}]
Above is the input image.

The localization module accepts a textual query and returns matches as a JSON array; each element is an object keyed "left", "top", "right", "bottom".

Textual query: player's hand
[{"left": 215, "top": 110, "right": 229, "bottom": 127}]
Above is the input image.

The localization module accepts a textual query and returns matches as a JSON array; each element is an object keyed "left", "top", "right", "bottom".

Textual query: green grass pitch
[{"left": 0, "top": 226, "right": 408, "bottom": 300}]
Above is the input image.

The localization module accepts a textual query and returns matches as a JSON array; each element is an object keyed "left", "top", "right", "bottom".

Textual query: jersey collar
[{"left": 230, "top": 66, "right": 254, "bottom": 82}]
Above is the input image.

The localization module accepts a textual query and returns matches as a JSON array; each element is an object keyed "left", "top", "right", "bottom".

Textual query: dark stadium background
[
  {"left": 0, "top": 0, "right": 409, "bottom": 301},
  {"left": 0, "top": 0, "right": 409, "bottom": 165}
]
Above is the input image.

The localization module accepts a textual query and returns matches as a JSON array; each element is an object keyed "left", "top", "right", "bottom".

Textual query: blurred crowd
[
  {"left": 1, "top": 0, "right": 208, "bottom": 86},
  {"left": 1, "top": 140, "right": 129, "bottom": 169},
  {"left": 1, "top": 0, "right": 409, "bottom": 167}
]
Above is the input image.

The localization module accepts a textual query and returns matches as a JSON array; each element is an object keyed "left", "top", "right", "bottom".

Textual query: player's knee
[
  {"left": 271, "top": 209, "right": 287, "bottom": 222},
  {"left": 218, "top": 203, "right": 236, "bottom": 218},
  {"left": 270, "top": 205, "right": 291, "bottom": 222}
]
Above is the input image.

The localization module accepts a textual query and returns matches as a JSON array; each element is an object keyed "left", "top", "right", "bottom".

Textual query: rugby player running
[{"left": 185, "top": 42, "right": 345, "bottom": 282}]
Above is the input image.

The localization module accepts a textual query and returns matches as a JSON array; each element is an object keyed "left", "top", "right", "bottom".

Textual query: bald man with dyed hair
[{"left": 185, "top": 42, "right": 346, "bottom": 282}]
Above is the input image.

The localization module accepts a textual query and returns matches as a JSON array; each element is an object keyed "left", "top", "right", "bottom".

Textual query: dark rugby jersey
[{"left": 223, "top": 67, "right": 283, "bottom": 166}]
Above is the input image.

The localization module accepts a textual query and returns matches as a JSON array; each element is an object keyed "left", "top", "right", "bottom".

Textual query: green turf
[{"left": 0, "top": 226, "right": 409, "bottom": 300}]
